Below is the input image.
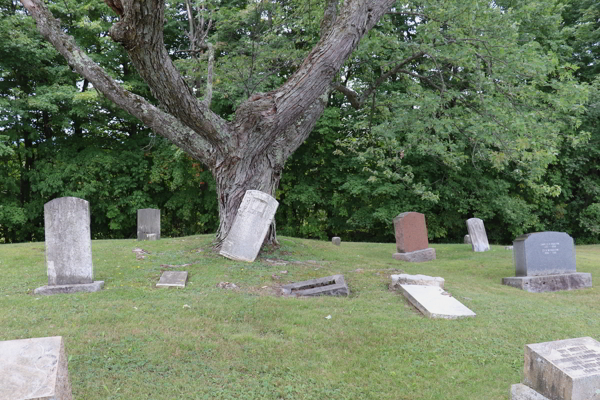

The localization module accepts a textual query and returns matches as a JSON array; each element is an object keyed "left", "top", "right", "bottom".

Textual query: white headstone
[
  {"left": 220, "top": 190, "right": 279, "bottom": 262},
  {"left": 137, "top": 208, "right": 161, "bottom": 241},
  {"left": 466, "top": 218, "right": 490, "bottom": 252},
  {"left": 0, "top": 336, "right": 72, "bottom": 400}
]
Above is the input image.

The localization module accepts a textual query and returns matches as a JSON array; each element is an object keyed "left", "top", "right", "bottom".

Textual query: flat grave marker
[
  {"left": 281, "top": 275, "right": 349, "bottom": 297},
  {"left": 399, "top": 285, "right": 476, "bottom": 319},
  {"left": 156, "top": 271, "right": 188, "bottom": 288},
  {"left": 0, "top": 336, "right": 72, "bottom": 400}
]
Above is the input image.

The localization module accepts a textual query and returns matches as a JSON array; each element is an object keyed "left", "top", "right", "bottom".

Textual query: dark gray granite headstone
[
  {"left": 513, "top": 232, "right": 575, "bottom": 276},
  {"left": 137, "top": 208, "right": 161, "bottom": 241}
]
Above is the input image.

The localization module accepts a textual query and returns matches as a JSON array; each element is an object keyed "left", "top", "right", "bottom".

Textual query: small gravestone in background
[
  {"left": 34, "top": 197, "right": 103, "bottom": 295},
  {"left": 281, "top": 275, "right": 349, "bottom": 297},
  {"left": 0, "top": 336, "right": 72, "bottom": 400},
  {"left": 502, "top": 232, "right": 592, "bottom": 292},
  {"left": 220, "top": 190, "right": 279, "bottom": 262},
  {"left": 332, "top": 237, "right": 341, "bottom": 246},
  {"left": 156, "top": 271, "right": 188, "bottom": 288},
  {"left": 510, "top": 337, "right": 600, "bottom": 400},
  {"left": 392, "top": 212, "right": 436, "bottom": 262},
  {"left": 464, "top": 234, "right": 471, "bottom": 244},
  {"left": 137, "top": 208, "right": 160, "bottom": 241},
  {"left": 466, "top": 218, "right": 490, "bottom": 252}
]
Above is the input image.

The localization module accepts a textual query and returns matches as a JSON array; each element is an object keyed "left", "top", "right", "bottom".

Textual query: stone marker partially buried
[
  {"left": 281, "top": 275, "right": 349, "bottom": 297},
  {"left": 502, "top": 232, "right": 592, "bottom": 292},
  {"left": 220, "top": 190, "right": 279, "bottom": 262},
  {"left": 156, "top": 271, "right": 188, "bottom": 288},
  {"left": 510, "top": 337, "right": 600, "bottom": 400},
  {"left": 392, "top": 212, "right": 436, "bottom": 262},
  {"left": 0, "top": 336, "right": 72, "bottom": 400},
  {"left": 34, "top": 197, "right": 103, "bottom": 295}
]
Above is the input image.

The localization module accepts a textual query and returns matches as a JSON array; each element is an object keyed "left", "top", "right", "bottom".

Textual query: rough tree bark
[{"left": 19, "top": 0, "right": 396, "bottom": 248}]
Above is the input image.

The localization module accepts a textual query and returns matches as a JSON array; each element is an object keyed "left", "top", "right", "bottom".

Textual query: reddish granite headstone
[{"left": 394, "top": 212, "right": 429, "bottom": 253}]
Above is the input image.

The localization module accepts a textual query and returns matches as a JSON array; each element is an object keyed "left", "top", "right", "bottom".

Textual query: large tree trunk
[{"left": 20, "top": 0, "right": 396, "bottom": 250}]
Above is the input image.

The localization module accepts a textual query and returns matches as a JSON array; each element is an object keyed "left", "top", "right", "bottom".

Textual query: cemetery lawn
[{"left": 1, "top": 236, "right": 599, "bottom": 400}]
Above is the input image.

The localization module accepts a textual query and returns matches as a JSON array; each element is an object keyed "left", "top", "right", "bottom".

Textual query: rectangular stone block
[
  {"left": 0, "top": 336, "right": 72, "bottom": 400},
  {"left": 502, "top": 273, "right": 592, "bottom": 293},
  {"left": 511, "top": 384, "right": 551, "bottom": 400},
  {"left": 44, "top": 197, "right": 93, "bottom": 285},
  {"left": 523, "top": 337, "right": 600, "bottom": 400},
  {"left": 399, "top": 284, "right": 476, "bottom": 319},
  {"left": 137, "top": 208, "right": 161, "bottom": 241},
  {"left": 392, "top": 247, "right": 436, "bottom": 263},
  {"left": 281, "top": 275, "right": 349, "bottom": 297},
  {"left": 390, "top": 274, "right": 444, "bottom": 289},
  {"left": 513, "top": 232, "right": 576, "bottom": 276},
  {"left": 220, "top": 190, "right": 279, "bottom": 262},
  {"left": 156, "top": 271, "right": 188, "bottom": 288},
  {"left": 466, "top": 218, "right": 490, "bottom": 252},
  {"left": 393, "top": 212, "right": 429, "bottom": 253}
]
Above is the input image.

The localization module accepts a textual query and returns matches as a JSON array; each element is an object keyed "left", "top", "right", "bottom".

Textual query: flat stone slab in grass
[
  {"left": 503, "top": 273, "right": 592, "bottom": 293},
  {"left": 511, "top": 384, "right": 551, "bottom": 400},
  {"left": 0, "top": 336, "right": 72, "bottom": 400},
  {"left": 156, "top": 271, "right": 188, "bottom": 288},
  {"left": 399, "top": 284, "right": 475, "bottom": 319},
  {"left": 522, "top": 337, "right": 600, "bottom": 400},
  {"left": 34, "top": 281, "right": 104, "bottom": 295},
  {"left": 392, "top": 248, "right": 436, "bottom": 263},
  {"left": 281, "top": 274, "right": 349, "bottom": 297},
  {"left": 390, "top": 274, "right": 444, "bottom": 289}
]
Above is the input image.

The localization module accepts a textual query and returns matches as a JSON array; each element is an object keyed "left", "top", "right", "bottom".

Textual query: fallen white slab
[{"left": 400, "top": 284, "right": 476, "bottom": 319}]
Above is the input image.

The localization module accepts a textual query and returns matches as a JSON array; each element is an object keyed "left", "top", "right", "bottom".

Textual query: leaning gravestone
[
  {"left": 502, "top": 232, "right": 592, "bottom": 292},
  {"left": 510, "top": 337, "right": 600, "bottom": 400},
  {"left": 34, "top": 197, "right": 104, "bottom": 295},
  {"left": 220, "top": 190, "right": 279, "bottom": 262},
  {"left": 137, "top": 208, "right": 160, "bottom": 241},
  {"left": 0, "top": 336, "right": 72, "bottom": 400},
  {"left": 466, "top": 218, "right": 490, "bottom": 252},
  {"left": 392, "top": 212, "right": 436, "bottom": 262}
]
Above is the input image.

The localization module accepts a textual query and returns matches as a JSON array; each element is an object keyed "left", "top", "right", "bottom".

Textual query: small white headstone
[
  {"left": 399, "top": 285, "right": 476, "bottom": 319},
  {"left": 220, "top": 190, "right": 279, "bottom": 262},
  {"left": 137, "top": 208, "right": 160, "bottom": 241},
  {"left": 466, "top": 218, "right": 490, "bottom": 252},
  {"left": 0, "top": 336, "right": 72, "bottom": 400}
]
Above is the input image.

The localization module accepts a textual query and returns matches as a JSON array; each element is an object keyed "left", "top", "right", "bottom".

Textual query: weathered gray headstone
[
  {"left": 137, "top": 208, "right": 160, "bottom": 241},
  {"left": 281, "top": 275, "right": 349, "bottom": 297},
  {"left": 466, "top": 218, "right": 490, "bottom": 252},
  {"left": 220, "top": 190, "right": 279, "bottom": 262},
  {"left": 503, "top": 232, "right": 592, "bottom": 292},
  {"left": 34, "top": 197, "right": 103, "bottom": 295},
  {"left": 332, "top": 237, "right": 341, "bottom": 246},
  {"left": 0, "top": 336, "right": 72, "bottom": 400},
  {"left": 390, "top": 274, "right": 445, "bottom": 289},
  {"left": 464, "top": 234, "right": 472, "bottom": 244},
  {"left": 392, "top": 212, "right": 436, "bottom": 262},
  {"left": 399, "top": 284, "right": 476, "bottom": 319},
  {"left": 156, "top": 271, "right": 188, "bottom": 288},
  {"left": 511, "top": 337, "right": 600, "bottom": 400}
]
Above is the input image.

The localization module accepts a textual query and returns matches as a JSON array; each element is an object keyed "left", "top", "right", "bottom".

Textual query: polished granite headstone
[{"left": 392, "top": 212, "right": 436, "bottom": 262}]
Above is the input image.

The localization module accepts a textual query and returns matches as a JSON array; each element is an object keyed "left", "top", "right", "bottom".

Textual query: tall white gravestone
[
  {"left": 466, "top": 218, "right": 490, "bottom": 252},
  {"left": 0, "top": 336, "right": 72, "bottom": 400},
  {"left": 137, "top": 208, "right": 161, "bottom": 241},
  {"left": 34, "top": 197, "right": 104, "bottom": 295},
  {"left": 220, "top": 190, "right": 279, "bottom": 262}
]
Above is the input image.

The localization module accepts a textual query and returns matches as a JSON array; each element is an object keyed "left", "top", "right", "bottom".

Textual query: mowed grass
[{"left": 1, "top": 235, "right": 599, "bottom": 399}]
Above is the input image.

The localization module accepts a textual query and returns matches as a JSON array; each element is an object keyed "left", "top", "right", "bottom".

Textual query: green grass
[{"left": 1, "top": 235, "right": 599, "bottom": 399}]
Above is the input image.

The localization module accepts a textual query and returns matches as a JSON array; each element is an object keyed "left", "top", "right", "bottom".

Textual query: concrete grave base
[
  {"left": 510, "top": 384, "right": 550, "bottom": 400},
  {"left": 156, "top": 271, "right": 188, "bottom": 288},
  {"left": 0, "top": 336, "right": 72, "bottom": 400},
  {"left": 502, "top": 273, "right": 592, "bottom": 293},
  {"left": 281, "top": 274, "right": 349, "bottom": 297},
  {"left": 390, "top": 274, "right": 444, "bottom": 289},
  {"left": 400, "top": 284, "right": 476, "bottom": 319},
  {"left": 392, "top": 248, "right": 436, "bottom": 263},
  {"left": 34, "top": 281, "right": 104, "bottom": 295}
]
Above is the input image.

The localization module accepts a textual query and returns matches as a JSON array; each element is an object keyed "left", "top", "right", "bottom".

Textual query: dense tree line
[{"left": 1, "top": 0, "right": 598, "bottom": 244}]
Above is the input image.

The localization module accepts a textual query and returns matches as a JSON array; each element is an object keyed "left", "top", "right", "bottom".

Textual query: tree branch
[
  {"left": 204, "top": 42, "right": 214, "bottom": 107},
  {"left": 19, "top": 0, "right": 216, "bottom": 165}
]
